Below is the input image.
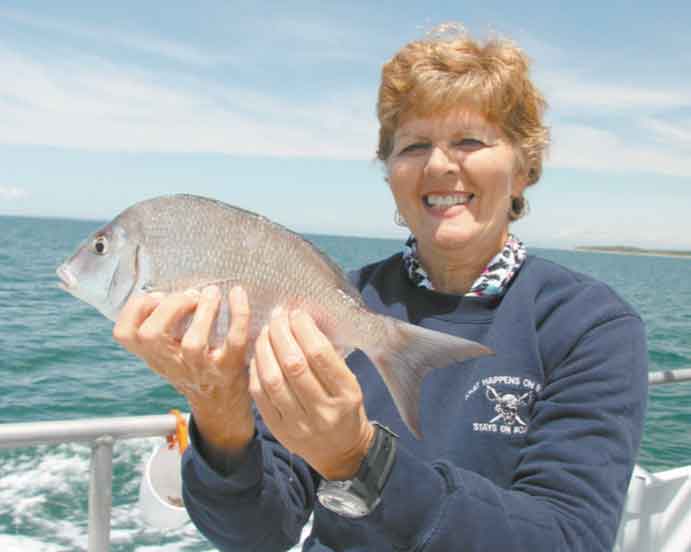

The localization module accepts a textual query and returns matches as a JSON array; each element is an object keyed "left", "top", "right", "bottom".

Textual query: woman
[{"left": 114, "top": 26, "right": 648, "bottom": 551}]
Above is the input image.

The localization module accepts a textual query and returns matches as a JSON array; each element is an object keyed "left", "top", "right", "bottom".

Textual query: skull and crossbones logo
[{"left": 485, "top": 385, "right": 532, "bottom": 426}]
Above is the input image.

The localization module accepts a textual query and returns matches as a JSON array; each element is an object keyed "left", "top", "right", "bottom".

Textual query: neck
[{"left": 416, "top": 231, "right": 508, "bottom": 295}]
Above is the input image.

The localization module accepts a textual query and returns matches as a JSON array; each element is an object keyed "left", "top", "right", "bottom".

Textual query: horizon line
[{"left": 0, "top": 211, "right": 593, "bottom": 253}]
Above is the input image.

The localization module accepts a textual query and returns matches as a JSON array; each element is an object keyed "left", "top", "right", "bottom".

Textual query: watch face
[
  {"left": 316, "top": 423, "right": 396, "bottom": 519},
  {"left": 318, "top": 485, "right": 370, "bottom": 519}
]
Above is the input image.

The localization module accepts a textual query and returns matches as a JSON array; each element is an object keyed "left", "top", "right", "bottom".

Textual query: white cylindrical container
[{"left": 138, "top": 440, "right": 190, "bottom": 530}]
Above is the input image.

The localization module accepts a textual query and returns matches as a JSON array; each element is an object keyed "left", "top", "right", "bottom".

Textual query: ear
[
  {"left": 511, "top": 170, "right": 529, "bottom": 199},
  {"left": 511, "top": 148, "right": 531, "bottom": 196},
  {"left": 383, "top": 164, "right": 393, "bottom": 189},
  {"left": 380, "top": 159, "right": 392, "bottom": 188}
]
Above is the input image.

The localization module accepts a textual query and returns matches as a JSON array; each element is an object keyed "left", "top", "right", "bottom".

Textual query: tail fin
[{"left": 364, "top": 318, "right": 493, "bottom": 439}]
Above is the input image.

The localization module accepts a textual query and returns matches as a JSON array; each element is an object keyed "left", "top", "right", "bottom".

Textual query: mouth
[
  {"left": 56, "top": 264, "right": 77, "bottom": 290},
  {"left": 423, "top": 192, "right": 474, "bottom": 211}
]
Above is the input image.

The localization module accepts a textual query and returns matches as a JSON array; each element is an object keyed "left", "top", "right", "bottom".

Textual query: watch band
[
  {"left": 356, "top": 421, "right": 397, "bottom": 497},
  {"left": 317, "top": 422, "right": 398, "bottom": 518}
]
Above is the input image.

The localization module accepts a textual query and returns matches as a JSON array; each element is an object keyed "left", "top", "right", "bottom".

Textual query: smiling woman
[
  {"left": 112, "top": 24, "right": 651, "bottom": 552},
  {"left": 376, "top": 29, "right": 549, "bottom": 183},
  {"left": 386, "top": 110, "right": 528, "bottom": 293},
  {"left": 377, "top": 31, "right": 549, "bottom": 295}
]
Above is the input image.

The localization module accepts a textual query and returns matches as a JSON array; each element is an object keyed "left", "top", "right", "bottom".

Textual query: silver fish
[{"left": 56, "top": 194, "right": 491, "bottom": 437}]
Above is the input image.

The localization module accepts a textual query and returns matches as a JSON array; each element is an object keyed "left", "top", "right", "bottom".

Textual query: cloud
[
  {"left": 640, "top": 117, "right": 691, "bottom": 148},
  {"left": 538, "top": 72, "right": 691, "bottom": 111},
  {"left": 0, "top": 186, "right": 28, "bottom": 200},
  {"left": 254, "top": 15, "right": 376, "bottom": 63},
  {"left": 0, "top": 8, "right": 236, "bottom": 66},
  {"left": 0, "top": 46, "right": 377, "bottom": 159},
  {"left": 3, "top": 40, "right": 689, "bottom": 177},
  {"left": 0, "top": 7, "right": 376, "bottom": 68},
  {"left": 548, "top": 123, "right": 691, "bottom": 177},
  {"left": 0, "top": 13, "right": 689, "bottom": 177}
]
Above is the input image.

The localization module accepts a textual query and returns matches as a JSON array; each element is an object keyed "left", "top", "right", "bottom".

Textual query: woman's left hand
[{"left": 249, "top": 310, "right": 375, "bottom": 481}]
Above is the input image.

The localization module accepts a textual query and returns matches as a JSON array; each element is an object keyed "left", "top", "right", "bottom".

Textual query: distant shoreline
[{"left": 576, "top": 247, "right": 691, "bottom": 259}]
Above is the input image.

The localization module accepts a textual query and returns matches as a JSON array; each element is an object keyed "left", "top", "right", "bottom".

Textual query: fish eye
[{"left": 92, "top": 236, "right": 108, "bottom": 255}]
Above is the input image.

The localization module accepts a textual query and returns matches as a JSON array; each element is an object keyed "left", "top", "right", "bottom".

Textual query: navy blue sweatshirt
[{"left": 182, "top": 254, "right": 648, "bottom": 551}]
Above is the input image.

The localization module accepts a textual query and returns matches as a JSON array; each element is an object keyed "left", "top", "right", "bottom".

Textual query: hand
[
  {"left": 113, "top": 285, "right": 255, "bottom": 454},
  {"left": 249, "top": 310, "right": 375, "bottom": 481}
]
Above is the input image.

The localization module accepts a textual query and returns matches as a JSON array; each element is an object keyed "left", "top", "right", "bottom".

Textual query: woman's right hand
[{"left": 113, "top": 285, "right": 256, "bottom": 457}]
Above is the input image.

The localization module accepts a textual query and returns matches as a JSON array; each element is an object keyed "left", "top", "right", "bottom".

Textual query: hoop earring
[
  {"left": 509, "top": 196, "right": 529, "bottom": 221},
  {"left": 394, "top": 209, "right": 408, "bottom": 227}
]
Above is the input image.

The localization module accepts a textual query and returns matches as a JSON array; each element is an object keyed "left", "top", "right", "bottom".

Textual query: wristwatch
[{"left": 317, "top": 422, "right": 398, "bottom": 518}]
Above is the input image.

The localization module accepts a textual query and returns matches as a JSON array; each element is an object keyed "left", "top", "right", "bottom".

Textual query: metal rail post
[{"left": 88, "top": 435, "right": 114, "bottom": 552}]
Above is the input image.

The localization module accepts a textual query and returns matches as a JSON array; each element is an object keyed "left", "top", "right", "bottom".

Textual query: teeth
[{"left": 425, "top": 194, "right": 472, "bottom": 207}]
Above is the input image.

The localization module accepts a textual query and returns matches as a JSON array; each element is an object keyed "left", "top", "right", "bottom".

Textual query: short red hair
[{"left": 377, "top": 24, "right": 549, "bottom": 185}]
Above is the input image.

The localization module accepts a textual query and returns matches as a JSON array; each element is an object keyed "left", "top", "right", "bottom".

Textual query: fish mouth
[{"left": 56, "top": 264, "right": 77, "bottom": 290}]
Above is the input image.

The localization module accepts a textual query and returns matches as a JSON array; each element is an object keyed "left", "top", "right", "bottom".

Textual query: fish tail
[{"left": 363, "top": 317, "right": 493, "bottom": 439}]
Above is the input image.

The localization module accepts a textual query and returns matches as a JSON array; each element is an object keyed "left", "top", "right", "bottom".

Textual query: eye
[
  {"left": 92, "top": 236, "right": 108, "bottom": 255},
  {"left": 399, "top": 142, "right": 430, "bottom": 155},
  {"left": 452, "top": 138, "right": 487, "bottom": 150}
]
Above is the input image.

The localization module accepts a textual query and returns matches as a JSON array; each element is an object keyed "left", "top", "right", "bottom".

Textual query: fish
[{"left": 56, "top": 194, "right": 492, "bottom": 438}]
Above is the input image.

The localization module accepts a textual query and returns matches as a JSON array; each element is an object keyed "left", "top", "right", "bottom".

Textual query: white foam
[
  {"left": 1, "top": 439, "right": 206, "bottom": 550},
  {"left": 1, "top": 437, "right": 310, "bottom": 550},
  {"left": 0, "top": 535, "right": 67, "bottom": 552}
]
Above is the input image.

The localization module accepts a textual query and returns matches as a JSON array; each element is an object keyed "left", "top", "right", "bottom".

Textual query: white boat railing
[
  {"left": 0, "top": 414, "right": 179, "bottom": 552},
  {"left": 1, "top": 369, "right": 690, "bottom": 552},
  {"left": 647, "top": 367, "right": 691, "bottom": 386}
]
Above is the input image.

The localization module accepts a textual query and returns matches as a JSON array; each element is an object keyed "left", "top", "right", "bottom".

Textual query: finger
[
  {"left": 254, "top": 325, "right": 302, "bottom": 419},
  {"left": 290, "top": 310, "right": 356, "bottom": 397},
  {"left": 137, "top": 291, "right": 199, "bottom": 344},
  {"left": 180, "top": 285, "right": 221, "bottom": 369},
  {"left": 212, "top": 286, "right": 251, "bottom": 368},
  {"left": 113, "top": 293, "right": 162, "bottom": 351},
  {"left": 249, "top": 356, "right": 283, "bottom": 423},
  {"left": 268, "top": 313, "right": 325, "bottom": 412}
]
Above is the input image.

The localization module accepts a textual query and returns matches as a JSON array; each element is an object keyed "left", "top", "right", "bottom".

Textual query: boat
[
  {"left": 613, "top": 368, "right": 691, "bottom": 552},
  {"left": 1, "top": 369, "right": 690, "bottom": 552}
]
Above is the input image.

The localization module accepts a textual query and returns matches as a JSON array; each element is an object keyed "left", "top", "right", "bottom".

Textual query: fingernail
[
  {"left": 149, "top": 292, "right": 165, "bottom": 300},
  {"left": 184, "top": 288, "right": 201, "bottom": 298},
  {"left": 290, "top": 309, "right": 302, "bottom": 320},
  {"left": 203, "top": 285, "right": 220, "bottom": 299},
  {"left": 232, "top": 285, "right": 247, "bottom": 302},
  {"left": 270, "top": 306, "right": 284, "bottom": 319}
]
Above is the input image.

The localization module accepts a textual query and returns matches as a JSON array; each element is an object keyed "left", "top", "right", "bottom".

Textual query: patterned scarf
[{"left": 402, "top": 234, "right": 526, "bottom": 297}]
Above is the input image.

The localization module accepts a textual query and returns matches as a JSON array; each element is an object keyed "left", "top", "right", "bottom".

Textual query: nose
[{"left": 424, "top": 144, "right": 459, "bottom": 177}]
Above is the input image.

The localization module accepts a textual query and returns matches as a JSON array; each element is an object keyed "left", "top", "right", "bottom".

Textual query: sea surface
[{"left": 1, "top": 215, "right": 690, "bottom": 551}]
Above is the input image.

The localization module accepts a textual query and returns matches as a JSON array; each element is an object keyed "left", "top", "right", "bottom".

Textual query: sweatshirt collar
[{"left": 402, "top": 234, "right": 527, "bottom": 297}]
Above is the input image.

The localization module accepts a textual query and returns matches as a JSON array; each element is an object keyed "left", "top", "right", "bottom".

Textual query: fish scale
[{"left": 57, "top": 194, "right": 492, "bottom": 437}]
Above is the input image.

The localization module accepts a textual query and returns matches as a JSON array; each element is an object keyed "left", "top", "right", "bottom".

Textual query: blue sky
[{"left": 1, "top": 1, "right": 690, "bottom": 249}]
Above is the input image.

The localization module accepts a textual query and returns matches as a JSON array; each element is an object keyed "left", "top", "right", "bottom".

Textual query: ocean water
[{"left": 1, "top": 215, "right": 690, "bottom": 551}]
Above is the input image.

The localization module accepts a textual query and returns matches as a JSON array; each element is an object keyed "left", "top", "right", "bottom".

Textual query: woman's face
[{"left": 386, "top": 109, "right": 527, "bottom": 260}]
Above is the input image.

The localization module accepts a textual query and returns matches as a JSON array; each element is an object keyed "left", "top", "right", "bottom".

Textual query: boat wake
[{"left": 0, "top": 439, "right": 216, "bottom": 551}]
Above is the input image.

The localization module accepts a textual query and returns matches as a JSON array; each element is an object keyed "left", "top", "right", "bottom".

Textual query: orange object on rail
[{"left": 166, "top": 409, "right": 189, "bottom": 454}]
